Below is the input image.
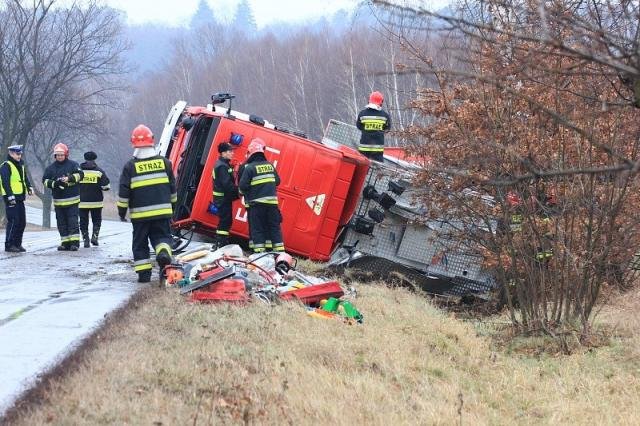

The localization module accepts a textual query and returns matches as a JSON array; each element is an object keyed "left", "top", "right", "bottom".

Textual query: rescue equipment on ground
[{"left": 162, "top": 244, "right": 362, "bottom": 322}]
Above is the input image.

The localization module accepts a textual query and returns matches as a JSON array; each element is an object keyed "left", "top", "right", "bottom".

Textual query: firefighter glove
[
  {"left": 28, "top": 187, "right": 34, "bottom": 196},
  {"left": 67, "top": 174, "right": 77, "bottom": 184},
  {"left": 54, "top": 181, "right": 67, "bottom": 190},
  {"left": 7, "top": 195, "right": 16, "bottom": 206}
]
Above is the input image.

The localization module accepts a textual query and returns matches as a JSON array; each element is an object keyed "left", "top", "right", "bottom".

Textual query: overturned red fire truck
[{"left": 158, "top": 94, "right": 497, "bottom": 298}]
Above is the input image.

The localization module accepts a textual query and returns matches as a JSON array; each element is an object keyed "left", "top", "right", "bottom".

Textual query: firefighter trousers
[
  {"left": 4, "top": 200, "right": 25, "bottom": 249},
  {"left": 131, "top": 218, "right": 173, "bottom": 281},
  {"left": 248, "top": 203, "right": 284, "bottom": 252},
  {"left": 79, "top": 208, "right": 102, "bottom": 236},
  {"left": 55, "top": 204, "right": 80, "bottom": 247},
  {"left": 214, "top": 199, "right": 232, "bottom": 246},
  {"left": 360, "top": 150, "right": 384, "bottom": 163}
]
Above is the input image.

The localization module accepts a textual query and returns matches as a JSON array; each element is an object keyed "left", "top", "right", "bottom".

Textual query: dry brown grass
[{"left": 5, "top": 283, "right": 640, "bottom": 425}]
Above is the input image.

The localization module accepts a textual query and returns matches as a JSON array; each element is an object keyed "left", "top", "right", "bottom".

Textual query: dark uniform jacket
[
  {"left": 79, "top": 161, "right": 111, "bottom": 209},
  {"left": 117, "top": 155, "right": 177, "bottom": 222},
  {"left": 213, "top": 158, "right": 238, "bottom": 204},
  {"left": 356, "top": 106, "right": 391, "bottom": 154},
  {"left": 238, "top": 154, "right": 280, "bottom": 206},
  {"left": 0, "top": 156, "right": 31, "bottom": 202},
  {"left": 43, "top": 159, "right": 84, "bottom": 207}
]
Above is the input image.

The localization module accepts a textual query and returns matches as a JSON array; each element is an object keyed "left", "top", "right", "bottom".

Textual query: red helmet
[
  {"left": 369, "top": 91, "right": 384, "bottom": 107},
  {"left": 247, "top": 138, "right": 265, "bottom": 156},
  {"left": 53, "top": 143, "right": 69, "bottom": 157},
  {"left": 131, "top": 124, "right": 154, "bottom": 147},
  {"left": 506, "top": 191, "right": 521, "bottom": 207}
]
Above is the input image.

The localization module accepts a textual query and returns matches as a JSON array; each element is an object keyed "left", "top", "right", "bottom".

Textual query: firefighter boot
[
  {"left": 156, "top": 250, "right": 173, "bottom": 288},
  {"left": 213, "top": 234, "right": 229, "bottom": 250},
  {"left": 137, "top": 270, "right": 152, "bottom": 283},
  {"left": 91, "top": 228, "right": 100, "bottom": 246},
  {"left": 82, "top": 231, "right": 90, "bottom": 248}
]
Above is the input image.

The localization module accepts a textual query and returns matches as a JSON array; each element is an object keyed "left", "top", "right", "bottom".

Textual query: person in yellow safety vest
[
  {"left": 117, "top": 124, "right": 177, "bottom": 283},
  {"left": 356, "top": 91, "right": 391, "bottom": 162},
  {"left": 42, "top": 143, "right": 84, "bottom": 251},
  {"left": 79, "top": 151, "right": 111, "bottom": 248},
  {"left": 1, "top": 145, "right": 34, "bottom": 253},
  {"left": 238, "top": 138, "right": 284, "bottom": 253},
  {"left": 212, "top": 142, "right": 239, "bottom": 248}
]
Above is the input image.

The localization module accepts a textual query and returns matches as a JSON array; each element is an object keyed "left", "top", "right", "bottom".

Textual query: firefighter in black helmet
[
  {"left": 238, "top": 138, "right": 284, "bottom": 253},
  {"left": 117, "top": 125, "right": 177, "bottom": 283},
  {"left": 212, "top": 142, "right": 239, "bottom": 248},
  {"left": 356, "top": 91, "right": 391, "bottom": 162},
  {"left": 79, "top": 151, "right": 110, "bottom": 247}
]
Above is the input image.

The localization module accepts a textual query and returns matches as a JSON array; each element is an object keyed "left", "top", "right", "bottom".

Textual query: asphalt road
[{"left": 0, "top": 208, "right": 139, "bottom": 415}]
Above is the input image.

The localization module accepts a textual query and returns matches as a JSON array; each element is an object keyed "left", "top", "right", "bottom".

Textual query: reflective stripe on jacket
[
  {"left": 118, "top": 156, "right": 177, "bottom": 222},
  {"left": 238, "top": 159, "right": 280, "bottom": 206},
  {"left": 356, "top": 107, "right": 391, "bottom": 153}
]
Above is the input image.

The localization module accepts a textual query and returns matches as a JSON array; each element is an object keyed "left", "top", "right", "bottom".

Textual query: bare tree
[
  {"left": 372, "top": 0, "right": 640, "bottom": 337},
  {"left": 0, "top": 0, "right": 128, "bottom": 221}
]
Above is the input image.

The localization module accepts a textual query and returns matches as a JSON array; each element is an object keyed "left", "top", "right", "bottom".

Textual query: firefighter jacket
[
  {"left": 79, "top": 161, "right": 111, "bottom": 209},
  {"left": 117, "top": 155, "right": 177, "bottom": 222},
  {"left": 356, "top": 104, "right": 391, "bottom": 154},
  {"left": 238, "top": 155, "right": 280, "bottom": 206},
  {"left": 0, "top": 155, "right": 31, "bottom": 202},
  {"left": 42, "top": 159, "right": 84, "bottom": 207},
  {"left": 212, "top": 157, "right": 238, "bottom": 204}
]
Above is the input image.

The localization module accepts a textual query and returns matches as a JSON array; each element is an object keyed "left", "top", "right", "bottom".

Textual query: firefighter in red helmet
[
  {"left": 356, "top": 91, "right": 391, "bottom": 162},
  {"left": 239, "top": 138, "right": 284, "bottom": 253},
  {"left": 211, "top": 142, "right": 239, "bottom": 248},
  {"left": 42, "top": 143, "right": 84, "bottom": 251},
  {"left": 117, "top": 124, "right": 177, "bottom": 283}
]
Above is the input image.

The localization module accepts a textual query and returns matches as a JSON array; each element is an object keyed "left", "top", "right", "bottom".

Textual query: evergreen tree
[
  {"left": 232, "top": 0, "right": 257, "bottom": 34},
  {"left": 190, "top": 0, "right": 216, "bottom": 29}
]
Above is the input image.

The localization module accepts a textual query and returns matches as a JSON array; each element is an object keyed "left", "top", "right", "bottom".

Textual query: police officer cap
[
  {"left": 84, "top": 151, "right": 97, "bottom": 161},
  {"left": 8, "top": 145, "right": 23, "bottom": 153},
  {"left": 218, "top": 142, "right": 234, "bottom": 153}
]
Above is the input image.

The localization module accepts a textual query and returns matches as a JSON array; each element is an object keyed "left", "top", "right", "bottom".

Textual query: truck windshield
[{"left": 173, "top": 116, "right": 221, "bottom": 220}]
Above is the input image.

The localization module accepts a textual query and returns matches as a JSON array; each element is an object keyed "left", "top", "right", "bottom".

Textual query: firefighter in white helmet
[
  {"left": 356, "top": 91, "right": 391, "bottom": 162},
  {"left": 42, "top": 143, "right": 84, "bottom": 251},
  {"left": 117, "top": 124, "right": 177, "bottom": 283},
  {"left": 238, "top": 138, "right": 284, "bottom": 253}
]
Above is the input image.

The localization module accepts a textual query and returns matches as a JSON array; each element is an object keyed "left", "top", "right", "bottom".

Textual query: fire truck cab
[{"left": 157, "top": 97, "right": 369, "bottom": 261}]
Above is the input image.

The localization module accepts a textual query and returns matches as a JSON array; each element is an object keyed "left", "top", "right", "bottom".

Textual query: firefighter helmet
[
  {"left": 247, "top": 138, "right": 265, "bottom": 156},
  {"left": 53, "top": 143, "right": 69, "bottom": 157},
  {"left": 369, "top": 91, "right": 384, "bottom": 107},
  {"left": 130, "top": 124, "right": 154, "bottom": 147}
]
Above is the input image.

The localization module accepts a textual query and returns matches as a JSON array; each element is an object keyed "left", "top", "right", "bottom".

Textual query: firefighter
[
  {"left": 356, "top": 91, "right": 391, "bottom": 162},
  {"left": 117, "top": 124, "right": 177, "bottom": 283},
  {"left": 212, "top": 142, "right": 239, "bottom": 248},
  {"left": 79, "top": 151, "right": 110, "bottom": 248},
  {"left": 236, "top": 160, "right": 253, "bottom": 251},
  {"left": 238, "top": 138, "right": 284, "bottom": 253},
  {"left": 43, "top": 143, "right": 84, "bottom": 251},
  {"left": 1, "top": 145, "right": 34, "bottom": 253}
]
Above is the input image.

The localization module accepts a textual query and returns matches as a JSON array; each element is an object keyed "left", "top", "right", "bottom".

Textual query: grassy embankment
[{"left": 4, "top": 271, "right": 640, "bottom": 425}]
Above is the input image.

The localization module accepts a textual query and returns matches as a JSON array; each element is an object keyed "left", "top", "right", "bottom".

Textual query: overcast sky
[{"left": 98, "top": 0, "right": 361, "bottom": 28}]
